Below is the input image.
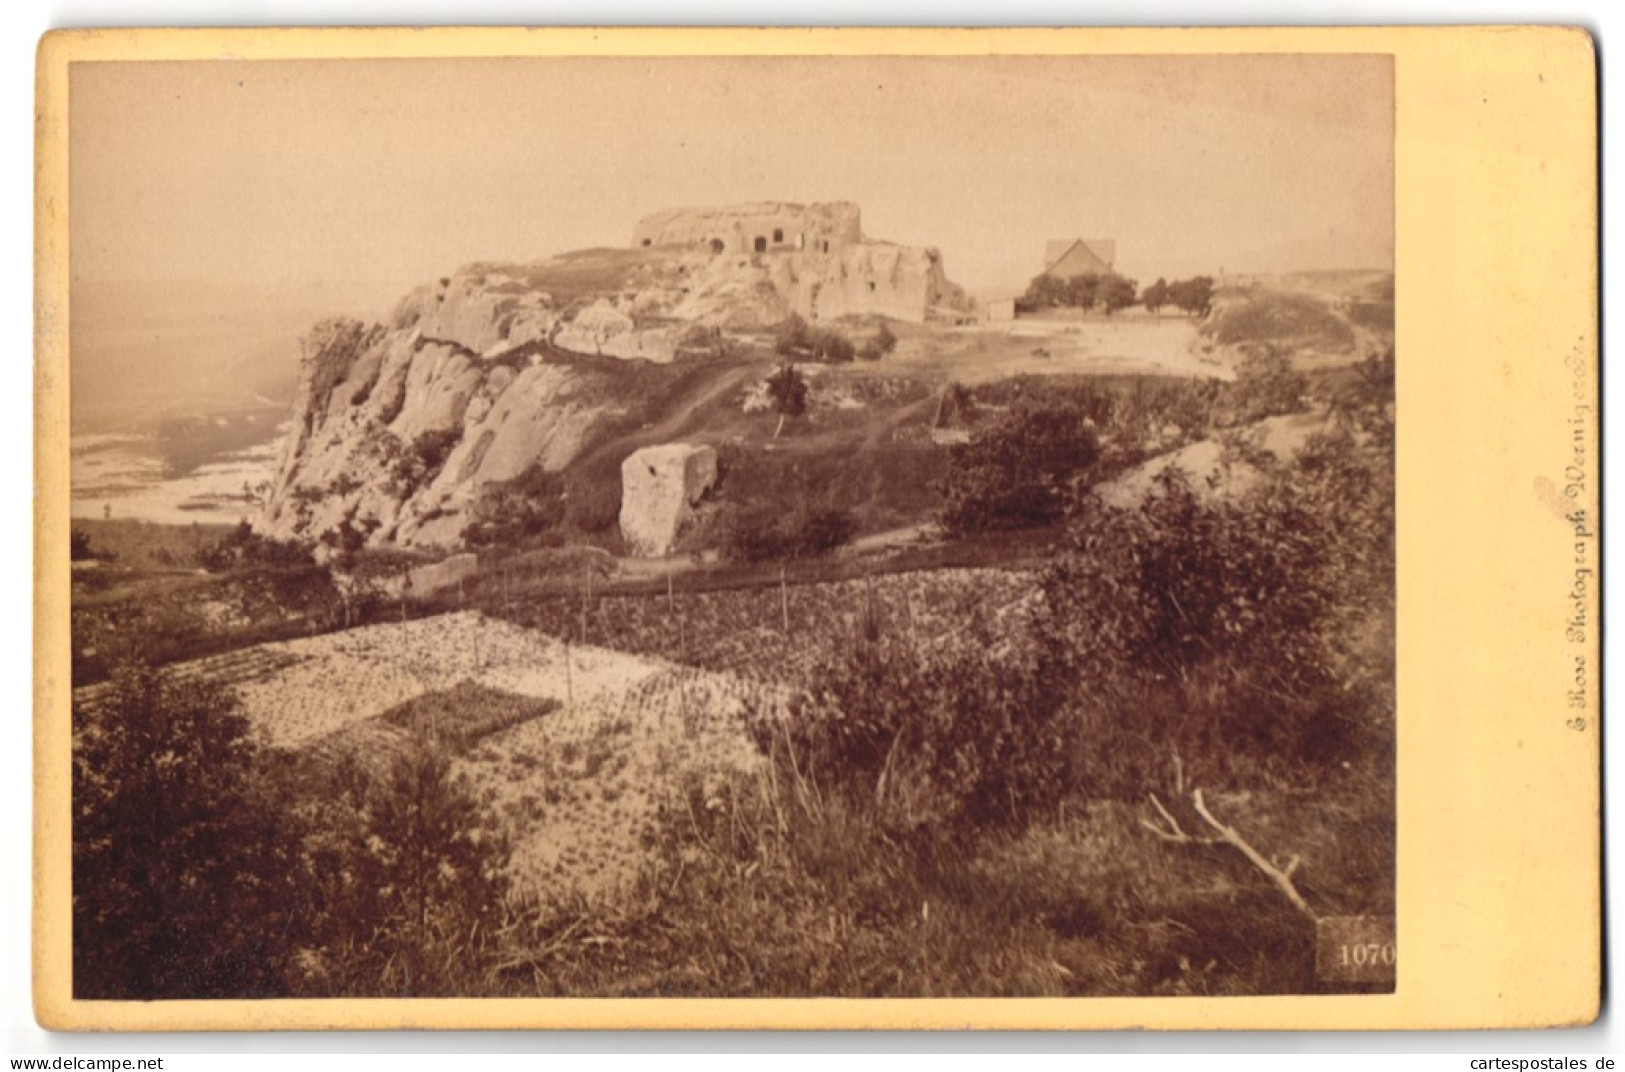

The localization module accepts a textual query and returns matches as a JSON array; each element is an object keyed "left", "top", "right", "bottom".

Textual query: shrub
[
  {"left": 1226, "top": 345, "right": 1310, "bottom": 424},
  {"left": 674, "top": 324, "right": 740, "bottom": 361},
  {"left": 938, "top": 399, "right": 1100, "bottom": 534},
  {"left": 857, "top": 321, "right": 899, "bottom": 361},
  {"left": 293, "top": 732, "right": 511, "bottom": 997},
  {"left": 719, "top": 501, "right": 858, "bottom": 562},
  {"left": 565, "top": 473, "right": 623, "bottom": 534},
  {"left": 775, "top": 314, "right": 855, "bottom": 363},
  {"left": 462, "top": 463, "right": 566, "bottom": 549},
  {"left": 764, "top": 608, "right": 1075, "bottom": 833},
  {"left": 319, "top": 506, "right": 380, "bottom": 563},
  {"left": 70, "top": 528, "right": 95, "bottom": 561},
  {"left": 73, "top": 662, "right": 305, "bottom": 998},
  {"left": 389, "top": 428, "right": 463, "bottom": 496},
  {"left": 198, "top": 519, "right": 316, "bottom": 571},
  {"left": 1040, "top": 407, "right": 1394, "bottom": 794}
]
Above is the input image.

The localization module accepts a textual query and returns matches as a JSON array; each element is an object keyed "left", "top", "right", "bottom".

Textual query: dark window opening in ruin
[
  {"left": 773, "top": 228, "right": 784, "bottom": 243},
  {"left": 868, "top": 282, "right": 878, "bottom": 292},
  {"left": 709, "top": 238, "right": 725, "bottom": 254},
  {"left": 754, "top": 236, "right": 768, "bottom": 253},
  {"left": 822, "top": 240, "right": 830, "bottom": 253},
  {"left": 641, "top": 238, "right": 651, "bottom": 247}
]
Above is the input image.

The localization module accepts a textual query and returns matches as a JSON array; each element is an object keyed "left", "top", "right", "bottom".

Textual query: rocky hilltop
[{"left": 257, "top": 203, "right": 969, "bottom": 551}]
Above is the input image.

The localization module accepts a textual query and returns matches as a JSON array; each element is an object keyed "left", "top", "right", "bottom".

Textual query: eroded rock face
[
  {"left": 618, "top": 444, "right": 718, "bottom": 557},
  {"left": 261, "top": 203, "right": 967, "bottom": 552}
]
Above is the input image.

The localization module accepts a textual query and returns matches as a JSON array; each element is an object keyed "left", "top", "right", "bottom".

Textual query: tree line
[{"left": 1018, "top": 272, "right": 1214, "bottom": 317}]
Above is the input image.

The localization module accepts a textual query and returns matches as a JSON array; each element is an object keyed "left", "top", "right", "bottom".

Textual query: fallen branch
[
  {"left": 1191, "top": 789, "right": 1317, "bottom": 922},
  {"left": 1140, "top": 791, "right": 1222, "bottom": 844}
]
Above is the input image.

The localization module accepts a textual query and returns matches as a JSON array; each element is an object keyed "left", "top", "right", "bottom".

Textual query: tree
[
  {"left": 73, "top": 662, "right": 305, "bottom": 998},
  {"left": 938, "top": 399, "right": 1101, "bottom": 534},
  {"left": 1167, "top": 275, "right": 1216, "bottom": 317},
  {"left": 766, "top": 363, "right": 808, "bottom": 439},
  {"left": 355, "top": 735, "right": 508, "bottom": 995},
  {"left": 1065, "top": 273, "right": 1102, "bottom": 309},
  {"left": 1141, "top": 278, "right": 1170, "bottom": 314},
  {"left": 1019, "top": 274, "right": 1071, "bottom": 311},
  {"left": 1099, "top": 273, "right": 1140, "bottom": 315}
]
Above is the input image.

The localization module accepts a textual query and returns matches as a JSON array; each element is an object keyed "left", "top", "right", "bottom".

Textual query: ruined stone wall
[
  {"left": 776, "top": 243, "right": 966, "bottom": 324},
  {"left": 633, "top": 202, "right": 863, "bottom": 257}
]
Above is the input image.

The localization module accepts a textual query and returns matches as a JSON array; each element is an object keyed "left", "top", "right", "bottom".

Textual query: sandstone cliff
[{"left": 259, "top": 205, "right": 969, "bottom": 551}]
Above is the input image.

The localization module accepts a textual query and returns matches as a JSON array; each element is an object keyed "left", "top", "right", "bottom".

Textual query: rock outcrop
[
  {"left": 618, "top": 444, "right": 718, "bottom": 557},
  {"left": 259, "top": 203, "right": 967, "bottom": 551}
]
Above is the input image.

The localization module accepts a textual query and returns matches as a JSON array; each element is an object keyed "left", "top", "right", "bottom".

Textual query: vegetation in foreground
[{"left": 70, "top": 348, "right": 1394, "bottom": 999}]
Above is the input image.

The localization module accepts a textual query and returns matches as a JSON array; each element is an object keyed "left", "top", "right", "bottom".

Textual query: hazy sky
[{"left": 71, "top": 54, "right": 1392, "bottom": 302}]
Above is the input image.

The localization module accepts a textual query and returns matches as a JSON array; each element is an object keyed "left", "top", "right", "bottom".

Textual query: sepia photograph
[{"left": 57, "top": 48, "right": 1400, "bottom": 1006}]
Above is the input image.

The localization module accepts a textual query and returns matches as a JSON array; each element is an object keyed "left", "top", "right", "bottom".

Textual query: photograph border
[{"left": 33, "top": 23, "right": 1599, "bottom": 1031}]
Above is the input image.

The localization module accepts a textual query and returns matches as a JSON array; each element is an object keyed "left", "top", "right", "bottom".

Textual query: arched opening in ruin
[
  {"left": 773, "top": 228, "right": 784, "bottom": 244},
  {"left": 709, "top": 237, "right": 725, "bottom": 254},
  {"left": 822, "top": 240, "right": 830, "bottom": 254},
  {"left": 796, "top": 232, "right": 805, "bottom": 250},
  {"left": 754, "top": 236, "right": 768, "bottom": 253}
]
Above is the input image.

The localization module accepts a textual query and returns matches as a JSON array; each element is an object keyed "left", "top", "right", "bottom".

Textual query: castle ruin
[{"left": 631, "top": 201, "right": 967, "bottom": 324}]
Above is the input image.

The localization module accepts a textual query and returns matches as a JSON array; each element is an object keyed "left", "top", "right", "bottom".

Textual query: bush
[
  {"left": 565, "top": 473, "right": 623, "bottom": 534},
  {"left": 1226, "top": 346, "right": 1310, "bottom": 424},
  {"left": 73, "top": 662, "right": 305, "bottom": 998},
  {"left": 938, "top": 399, "right": 1100, "bottom": 534},
  {"left": 462, "top": 463, "right": 566, "bottom": 548},
  {"left": 775, "top": 314, "right": 855, "bottom": 363},
  {"left": 766, "top": 608, "right": 1075, "bottom": 833},
  {"left": 857, "top": 322, "right": 898, "bottom": 361},
  {"left": 719, "top": 502, "right": 858, "bottom": 562},
  {"left": 1040, "top": 408, "right": 1394, "bottom": 794},
  {"left": 389, "top": 428, "right": 463, "bottom": 496},
  {"left": 287, "top": 725, "right": 512, "bottom": 997},
  {"left": 319, "top": 506, "right": 380, "bottom": 563},
  {"left": 199, "top": 519, "right": 316, "bottom": 571},
  {"left": 70, "top": 528, "right": 95, "bottom": 561}
]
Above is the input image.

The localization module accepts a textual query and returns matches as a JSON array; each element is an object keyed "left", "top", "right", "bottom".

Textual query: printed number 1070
[
  {"left": 1339, "top": 941, "right": 1396, "bottom": 969},
  {"left": 1316, "top": 916, "right": 1395, "bottom": 985}
]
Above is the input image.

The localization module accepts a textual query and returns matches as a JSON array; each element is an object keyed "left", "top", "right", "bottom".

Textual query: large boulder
[{"left": 619, "top": 444, "right": 718, "bottom": 557}]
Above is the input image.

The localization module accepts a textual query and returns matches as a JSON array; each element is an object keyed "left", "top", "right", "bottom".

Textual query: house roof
[{"left": 1043, "top": 238, "right": 1117, "bottom": 275}]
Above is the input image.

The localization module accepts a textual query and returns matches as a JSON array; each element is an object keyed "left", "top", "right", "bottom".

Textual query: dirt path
[{"left": 569, "top": 360, "right": 764, "bottom": 476}]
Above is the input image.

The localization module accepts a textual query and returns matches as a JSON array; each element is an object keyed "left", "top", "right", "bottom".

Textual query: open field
[
  {"left": 881, "top": 313, "right": 1217, "bottom": 385},
  {"left": 75, "top": 611, "right": 778, "bottom": 902}
]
